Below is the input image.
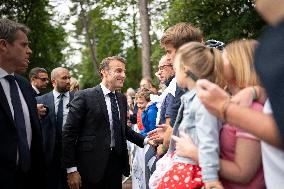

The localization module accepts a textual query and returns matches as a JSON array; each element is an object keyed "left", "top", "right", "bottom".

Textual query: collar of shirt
[
  {"left": 0, "top": 67, "right": 14, "bottom": 79},
  {"left": 181, "top": 88, "right": 196, "bottom": 102},
  {"left": 52, "top": 90, "right": 70, "bottom": 99},
  {"left": 100, "top": 83, "right": 116, "bottom": 97},
  {"left": 164, "top": 77, "right": 177, "bottom": 97},
  {"left": 32, "top": 85, "right": 40, "bottom": 94}
]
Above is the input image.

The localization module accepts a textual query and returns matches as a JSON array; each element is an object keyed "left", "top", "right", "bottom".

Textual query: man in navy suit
[
  {"left": 0, "top": 19, "right": 45, "bottom": 189},
  {"left": 62, "top": 56, "right": 153, "bottom": 189},
  {"left": 37, "top": 67, "right": 73, "bottom": 189}
]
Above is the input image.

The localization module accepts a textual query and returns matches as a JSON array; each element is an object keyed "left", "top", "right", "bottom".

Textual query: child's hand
[
  {"left": 204, "top": 180, "right": 224, "bottom": 189},
  {"left": 156, "top": 144, "right": 166, "bottom": 157},
  {"left": 172, "top": 132, "right": 198, "bottom": 161}
]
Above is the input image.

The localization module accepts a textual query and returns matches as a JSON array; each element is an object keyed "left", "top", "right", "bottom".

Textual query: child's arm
[{"left": 196, "top": 102, "right": 220, "bottom": 183}]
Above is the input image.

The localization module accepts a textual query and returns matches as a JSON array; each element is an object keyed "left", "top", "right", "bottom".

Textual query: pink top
[{"left": 220, "top": 102, "right": 265, "bottom": 189}]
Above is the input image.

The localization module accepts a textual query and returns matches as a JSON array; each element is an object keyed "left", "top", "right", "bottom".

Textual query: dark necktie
[
  {"left": 108, "top": 92, "right": 122, "bottom": 153},
  {"left": 5, "top": 75, "right": 31, "bottom": 172},
  {"left": 56, "top": 94, "right": 64, "bottom": 135}
]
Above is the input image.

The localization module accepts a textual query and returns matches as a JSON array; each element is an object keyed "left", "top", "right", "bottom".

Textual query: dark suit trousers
[
  {"left": 82, "top": 149, "right": 123, "bottom": 189},
  {"left": 14, "top": 168, "right": 30, "bottom": 189},
  {"left": 46, "top": 143, "right": 69, "bottom": 189}
]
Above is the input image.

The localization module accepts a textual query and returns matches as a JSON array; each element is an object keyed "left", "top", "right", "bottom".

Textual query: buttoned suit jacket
[
  {"left": 36, "top": 91, "right": 74, "bottom": 167},
  {"left": 62, "top": 85, "right": 145, "bottom": 184},
  {"left": 0, "top": 74, "right": 45, "bottom": 189}
]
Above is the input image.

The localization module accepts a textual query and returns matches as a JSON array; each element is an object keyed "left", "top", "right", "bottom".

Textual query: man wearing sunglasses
[{"left": 29, "top": 67, "right": 49, "bottom": 96}]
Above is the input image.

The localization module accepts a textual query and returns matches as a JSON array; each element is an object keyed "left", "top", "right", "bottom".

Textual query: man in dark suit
[
  {"left": 29, "top": 67, "right": 49, "bottom": 96},
  {"left": 37, "top": 67, "right": 73, "bottom": 189},
  {"left": 254, "top": 0, "right": 284, "bottom": 145},
  {"left": 62, "top": 56, "right": 151, "bottom": 189},
  {"left": 0, "top": 19, "right": 45, "bottom": 189}
]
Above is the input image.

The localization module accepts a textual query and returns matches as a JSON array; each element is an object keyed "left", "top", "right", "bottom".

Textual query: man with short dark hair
[
  {"left": 29, "top": 67, "right": 49, "bottom": 96},
  {"left": 0, "top": 18, "right": 45, "bottom": 189},
  {"left": 62, "top": 56, "right": 152, "bottom": 189}
]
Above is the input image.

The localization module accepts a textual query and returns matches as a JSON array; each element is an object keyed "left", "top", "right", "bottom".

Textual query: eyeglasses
[
  {"left": 36, "top": 77, "right": 49, "bottom": 82},
  {"left": 158, "top": 64, "right": 173, "bottom": 71}
]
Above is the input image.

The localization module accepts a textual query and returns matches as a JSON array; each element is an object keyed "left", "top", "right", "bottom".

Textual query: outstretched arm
[{"left": 196, "top": 79, "right": 282, "bottom": 148}]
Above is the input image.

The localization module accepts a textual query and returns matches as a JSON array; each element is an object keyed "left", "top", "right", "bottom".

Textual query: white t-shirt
[
  {"left": 152, "top": 77, "right": 177, "bottom": 125},
  {"left": 262, "top": 100, "right": 284, "bottom": 189}
]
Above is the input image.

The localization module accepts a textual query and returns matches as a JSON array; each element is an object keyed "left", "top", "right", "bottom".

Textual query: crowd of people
[{"left": 0, "top": 0, "right": 284, "bottom": 189}]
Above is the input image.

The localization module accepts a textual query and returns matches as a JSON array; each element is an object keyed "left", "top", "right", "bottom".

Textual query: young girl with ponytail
[{"left": 156, "top": 42, "right": 225, "bottom": 189}]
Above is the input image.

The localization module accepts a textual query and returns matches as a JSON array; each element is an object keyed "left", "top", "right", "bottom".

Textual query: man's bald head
[{"left": 51, "top": 67, "right": 71, "bottom": 93}]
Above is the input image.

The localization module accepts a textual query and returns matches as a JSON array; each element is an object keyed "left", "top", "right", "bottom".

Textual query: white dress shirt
[
  {"left": 32, "top": 85, "right": 40, "bottom": 95},
  {"left": 0, "top": 67, "right": 32, "bottom": 163},
  {"left": 53, "top": 90, "right": 70, "bottom": 128}
]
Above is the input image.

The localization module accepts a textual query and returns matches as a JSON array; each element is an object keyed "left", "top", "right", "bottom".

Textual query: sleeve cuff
[
  {"left": 144, "top": 137, "right": 149, "bottom": 145},
  {"left": 201, "top": 167, "right": 219, "bottom": 182},
  {"left": 67, "top": 167, "right": 77, "bottom": 173}
]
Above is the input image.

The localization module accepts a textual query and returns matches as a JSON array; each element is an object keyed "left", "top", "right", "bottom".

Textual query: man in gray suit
[
  {"left": 62, "top": 56, "right": 151, "bottom": 189},
  {"left": 37, "top": 67, "right": 73, "bottom": 189}
]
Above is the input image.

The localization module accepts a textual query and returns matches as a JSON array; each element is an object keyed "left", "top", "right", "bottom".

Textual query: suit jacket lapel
[
  {"left": 116, "top": 93, "right": 125, "bottom": 126},
  {"left": 116, "top": 93, "right": 126, "bottom": 138},
  {"left": 0, "top": 82, "right": 14, "bottom": 124},
  {"left": 95, "top": 85, "right": 110, "bottom": 126},
  {"left": 16, "top": 77, "right": 33, "bottom": 111},
  {"left": 15, "top": 75, "right": 38, "bottom": 130},
  {"left": 15, "top": 75, "right": 41, "bottom": 135},
  {"left": 69, "top": 92, "right": 74, "bottom": 102},
  {"left": 46, "top": 92, "right": 56, "bottom": 126}
]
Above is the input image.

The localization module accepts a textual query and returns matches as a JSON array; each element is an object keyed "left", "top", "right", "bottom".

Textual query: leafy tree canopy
[{"left": 0, "top": 0, "right": 68, "bottom": 78}]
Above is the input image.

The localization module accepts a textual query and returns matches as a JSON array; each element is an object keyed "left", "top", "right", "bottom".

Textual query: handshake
[
  {"left": 146, "top": 124, "right": 170, "bottom": 156},
  {"left": 147, "top": 124, "right": 169, "bottom": 145}
]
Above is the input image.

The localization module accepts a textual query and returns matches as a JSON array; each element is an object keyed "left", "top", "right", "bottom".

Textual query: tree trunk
[
  {"left": 138, "top": 0, "right": 151, "bottom": 79},
  {"left": 79, "top": 1, "right": 99, "bottom": 76}
]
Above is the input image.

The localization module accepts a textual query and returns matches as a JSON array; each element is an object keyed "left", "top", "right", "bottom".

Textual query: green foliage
[
  {"left": 123, "top": 47, "right": 142, "bottom": 91},
  {"left": 150, "top": 0, "right": 266, "bottom": 87},
  {"left": 74, "top": 6, "right": 125, "bottom": 89},
  {"left": 150, "top": 33, "right": 164, "bottom": 86},
  {"left": 163, "top": 0, "right": 266, "bottom": 43},
  {"left": 0, "top": 0, "right": 68, "bottom": 78}
]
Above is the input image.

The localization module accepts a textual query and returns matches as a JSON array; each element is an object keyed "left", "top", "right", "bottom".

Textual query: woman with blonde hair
[
  {"left": 173, "top": 39, "right": 265, "bottom": 189},
  {"left": 218, "top": 39, "right": 265, "bottom": 189},
  {"left": 70, "top": 77, "right": 80, "bottom": 92}
]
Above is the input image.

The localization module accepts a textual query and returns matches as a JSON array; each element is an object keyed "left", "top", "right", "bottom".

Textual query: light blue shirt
[
  {"left": 169, "top": 88, "right": 221, "bottom": 182},
  {"left": 53, "top": 90, "right": 70, "bottom": 128}
]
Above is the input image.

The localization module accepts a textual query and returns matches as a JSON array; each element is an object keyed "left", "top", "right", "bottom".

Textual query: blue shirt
[
  {"left": 141, "top": 102, "right": 158, "bottom": 136},
  {"left": 167, "top": 85, "right": 185, "bottom": 126}
]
